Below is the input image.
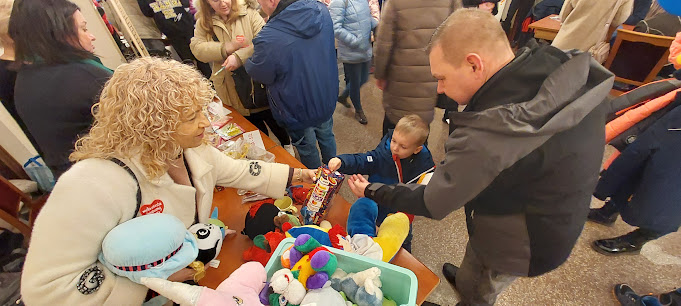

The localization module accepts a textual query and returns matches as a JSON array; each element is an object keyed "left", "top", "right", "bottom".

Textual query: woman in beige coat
[
  {"left": 373, "top": 0, "right": 461, "bottom": 135},
  {"left": 191, "top": 0, "right": 293, "bottom": 153},
  {"left": 552, "top": 0, "right": 633, "bottom": 52}
]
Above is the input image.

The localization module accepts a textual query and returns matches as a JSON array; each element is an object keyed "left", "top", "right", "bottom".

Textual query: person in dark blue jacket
[
  {"left": 246, "top": 0, "right": 338, "bottom": 169},
  {"left": 328, "top": 114, "right": 435, "bottom": 251},
  {"left": 589, "top": 99, "right": 681, "bottom": 255}
]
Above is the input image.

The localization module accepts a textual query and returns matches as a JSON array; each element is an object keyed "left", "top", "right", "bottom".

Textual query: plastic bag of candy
[
  {"left": 302, "top": 165, "right": 345, "bottom": 225},
  {"left": 216, "top": 122, "right": 244, "bottom": 141}
]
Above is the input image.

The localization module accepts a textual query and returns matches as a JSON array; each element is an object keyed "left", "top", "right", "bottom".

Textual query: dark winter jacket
[
  {"left": 594, "top": 100, "right": 681, "bottom": 234},
  {"left": 137, "top": 0, "right": 195, "bottom": 38},
  {"left": 364, "top": 46, "right": 614, "bottom": 277},
  {"left": 14, "top": 61, "right": 112, "bottom": 178},
  {"left": 245, "top": 0, "right": 338, "bottom": 131},
  {"left": 336, "top": 130, "right": 435, "bottom": 185},
  {"left": 623, "top": 0, "right": 652, "bottom": 26}
]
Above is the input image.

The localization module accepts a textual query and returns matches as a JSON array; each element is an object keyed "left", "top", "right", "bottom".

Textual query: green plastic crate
[{"left": 264, "top": 238, "right": 418, "bottom": 306}]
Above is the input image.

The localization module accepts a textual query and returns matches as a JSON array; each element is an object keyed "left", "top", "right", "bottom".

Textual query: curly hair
[{"left": 70, "top": 57, "right": 214, "bottom": 179}]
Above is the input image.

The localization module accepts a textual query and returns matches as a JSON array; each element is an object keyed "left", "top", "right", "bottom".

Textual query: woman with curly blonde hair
[
  {"left": 21, "top": 57, "right": 315, "bottom": 305},
  {"left": 190, "top": 0, "right": 294, "bottom": 155}
]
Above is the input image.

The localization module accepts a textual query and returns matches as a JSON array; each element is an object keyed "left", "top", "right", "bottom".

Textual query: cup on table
[{"left": 274, "top": 196, "right": 297, "bottom": 214}]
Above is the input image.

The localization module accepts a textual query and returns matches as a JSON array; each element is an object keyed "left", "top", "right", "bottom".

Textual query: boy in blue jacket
[{"left": 328, "top": 114, "right": 435, "bottom": 252}]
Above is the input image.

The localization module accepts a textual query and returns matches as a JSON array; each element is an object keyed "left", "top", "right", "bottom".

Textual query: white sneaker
[{"left": 284, "top": 144, "right": 296, "bottom": 156}]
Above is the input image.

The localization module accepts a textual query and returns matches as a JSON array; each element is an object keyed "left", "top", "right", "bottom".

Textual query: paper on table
[
  {"left": 242, "top": 130, "right": 266, "bottom": 150},
  {"left": 207, "top": 101, "right": 231, "bottom": 118}
]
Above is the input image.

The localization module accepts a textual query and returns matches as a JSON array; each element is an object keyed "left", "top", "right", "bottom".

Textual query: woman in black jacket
[{"left": 9, "top": 0, "right": 113, "bottom": 178}]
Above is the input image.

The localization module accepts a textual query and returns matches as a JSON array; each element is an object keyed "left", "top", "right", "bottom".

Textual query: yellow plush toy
[{"left": 372, "top": 212, "right": 410, "bottom": 262}]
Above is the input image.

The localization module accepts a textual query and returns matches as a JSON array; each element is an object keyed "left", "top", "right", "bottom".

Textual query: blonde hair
[
  {"left": 196, "top": 0, "right": 241, "bottom": 37},
  {"left": 395, "top": 114, "right": 429, "bottom": 146},
  {"left": 70, "top": 57, "right": 214, "bottom": 179},
  {"left": 0, "top": 0, "right": 14, "bottom": 45},
  {"left": 428, "top": 8, "right": 510, "bottom": 66}
]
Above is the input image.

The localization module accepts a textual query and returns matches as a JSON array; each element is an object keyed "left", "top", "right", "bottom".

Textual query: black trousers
[
  {"left": 169, "top": 35, "right": 212, "bottom": 79},
  {"left": 245, "top": 109, "right": 291, "bottom": 146}
]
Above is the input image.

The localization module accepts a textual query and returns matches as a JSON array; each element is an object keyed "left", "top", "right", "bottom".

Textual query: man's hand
[
  {"left": 328, "top": 157, "right": 342, "bottom": 172},
  {"left": 223, "top": 54, "right": 241, "bottom": 71},
  {"left": 167, "top": 268, "right": 195, "bottom": 282},
  {"left": 375, "top": 79, "right": 386, "bottom": 91},
  {"left": 348, "top": 174, "right": 370, "bottom": 198}
]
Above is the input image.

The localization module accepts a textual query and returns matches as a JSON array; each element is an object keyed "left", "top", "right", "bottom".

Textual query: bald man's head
[
  {"left": 427, "top": 8, "right": 515, "bottom": 105},
  {"left": 428, "top": 8, "right": 511, "bottom": 66}
]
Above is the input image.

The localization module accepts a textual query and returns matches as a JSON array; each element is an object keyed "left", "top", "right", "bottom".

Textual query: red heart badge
[{"left": 140, "top": 199, "right": 164, "bottom": 215}]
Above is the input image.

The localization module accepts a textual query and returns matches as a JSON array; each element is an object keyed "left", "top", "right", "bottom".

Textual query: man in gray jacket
[{"left": 348, "top": 9, "right": 614, "bottom": 305}]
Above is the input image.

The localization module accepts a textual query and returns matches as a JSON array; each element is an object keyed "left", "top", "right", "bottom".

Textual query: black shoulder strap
[{"left": 110, "top": 158, "right": 141, "bottom": 219}]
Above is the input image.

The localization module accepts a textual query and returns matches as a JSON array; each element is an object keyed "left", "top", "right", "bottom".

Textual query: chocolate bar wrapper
[{"left": 303, "top": 166, "right": 345, "bottom": 225}]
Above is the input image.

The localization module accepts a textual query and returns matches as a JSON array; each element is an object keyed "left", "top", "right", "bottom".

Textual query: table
[
  {"left": 199, "top": 106, "right": 440, "bottom": 305},
  {"left": 528, "top": 14, "right": 561, "bottom": 41}
]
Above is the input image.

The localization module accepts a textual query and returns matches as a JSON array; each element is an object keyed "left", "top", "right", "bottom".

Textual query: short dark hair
[{"left": 9, "top": 0, "right": 93, "bottom": 65}]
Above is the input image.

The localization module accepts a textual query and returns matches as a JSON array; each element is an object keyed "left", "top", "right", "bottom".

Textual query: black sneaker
[
  {"left": 355, "top": 111, "right": 368, "bottom": 125},
  {"left": 592, "top": 229, "right": 658, "bottom": 255},
  {"left": 337, "top": 95, "right": 351, "bottom": 108},
  {"left": 659, "top": 288, "right": 681, "bottom": 306},
  {"left": 614, "top": 284, "right": 640, "bottom": 306},
  {"left": 588, "top": 201, "right": 619, "bottom": 226},
  {"left": 442, "top": 263, "right": 458, "bottom": 289}
]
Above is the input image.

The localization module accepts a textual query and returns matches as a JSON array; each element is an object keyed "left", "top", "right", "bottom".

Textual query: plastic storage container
[
  {"left": 23, "top": 156, "right": 55, "bottom": 192},
  {"left": 264, "top": 238, "right": 418, "bottom": 306}
]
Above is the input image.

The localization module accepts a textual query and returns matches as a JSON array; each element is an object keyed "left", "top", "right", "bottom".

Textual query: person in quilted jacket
[{"left": 330, "top": 0, "right": 377, "bottom": 124}]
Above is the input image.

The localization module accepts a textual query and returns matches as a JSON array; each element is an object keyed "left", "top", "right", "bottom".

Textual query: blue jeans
[
  {"left": 287, "top": 117, "right": 337, "bottom": 168},
  {"left": 340, "top": 61, "right": 370, "bottom": 112}
]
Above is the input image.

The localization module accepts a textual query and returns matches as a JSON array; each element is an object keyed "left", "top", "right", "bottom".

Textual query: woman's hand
[
  {"left": 222, "top": 54, "right": 241, "bottom": 71},
  {"left": 296, "top": 168, "right": 317, "bottom": 184},
  {"left": 167, "top": 268, "right": 195, "bottom": 282},
  {"left": 348, "top": 174, "right": 369, "bottom": 198},
  {"left": 222, "top": 39, "right": 251, "bottom": 55}
]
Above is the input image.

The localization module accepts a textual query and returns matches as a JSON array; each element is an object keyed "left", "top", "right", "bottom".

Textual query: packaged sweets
[
  {"left": 216, "top": 122, "right": 244, "bottom": 141},
  {"left": 303, "top": 166, "right": 345, "bottom": 225}
]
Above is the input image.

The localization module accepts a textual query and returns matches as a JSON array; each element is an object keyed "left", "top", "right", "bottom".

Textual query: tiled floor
[{"left": 328, "top": 73, "right": 681, "bottom": 305}]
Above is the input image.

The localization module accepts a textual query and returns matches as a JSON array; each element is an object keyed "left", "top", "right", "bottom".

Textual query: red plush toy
[{"left": 242, "top": 231, "right": 286, "bottom": 266}]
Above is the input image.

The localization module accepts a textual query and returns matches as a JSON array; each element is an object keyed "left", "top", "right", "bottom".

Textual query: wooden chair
[
  {"left": 0, "top": 174, "right": 47, "bottom": 247},
  {"left": 604, "top": 29, "right": 675, "bottom": 87}
]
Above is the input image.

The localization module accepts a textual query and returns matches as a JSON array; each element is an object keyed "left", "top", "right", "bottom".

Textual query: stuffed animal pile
[{"left": 262, "top": 234, "right": 398, "bottom": 306}]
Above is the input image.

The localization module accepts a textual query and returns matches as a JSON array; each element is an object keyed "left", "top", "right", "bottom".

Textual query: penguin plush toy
[{"left": 188, "top": 208, "right": 231, "bottom": 264}]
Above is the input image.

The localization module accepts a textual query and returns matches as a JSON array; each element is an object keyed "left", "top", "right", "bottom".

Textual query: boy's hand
[
  {"left": 348, "top": 174, "right": 370, "bottom": 198},
  {"left": 328, "top": 157, "right": 342, "bottom": 172}
]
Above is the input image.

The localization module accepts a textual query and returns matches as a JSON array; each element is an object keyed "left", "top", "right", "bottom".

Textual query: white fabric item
[
  {"left": 337, "top": 234, "right": 383, "bottom": 261},
  {"left": 141, "top": 277, "right": 202, "bottom": 306},
  {"left": 8, "top": 179, "right": 38, "bottom": 194}
]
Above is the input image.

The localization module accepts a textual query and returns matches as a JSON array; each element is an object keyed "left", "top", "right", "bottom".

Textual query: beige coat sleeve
[
  {"left": 191, "top": 21, "right": 227, "bottom": 63},
  {"left": 206, "top": 146, "right": 290, "bottom": 198},
  {"left": 373, "top": 0, "right": 396, "bottom": 80},
  {"left": 21, "top": 164, "right": 147, "bottom": 305},
  {"left": 612, "top": 0, "right": 634, "bottom": 26},
  {"left": 234, "top": 9, "right": 266, "bottom": 64},
  {"left": 559, "top": 0, "right": 575, "bottom": 23}
]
